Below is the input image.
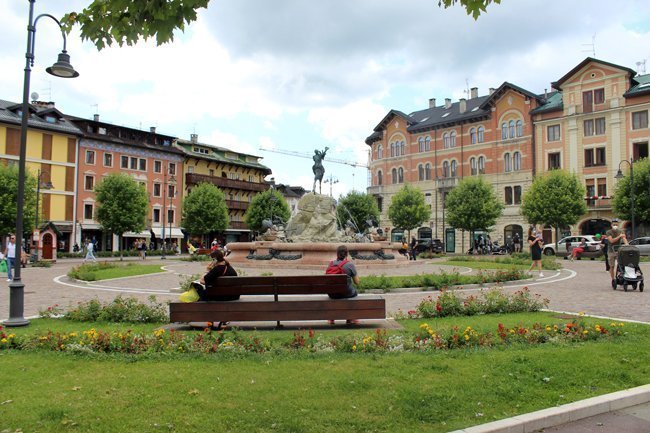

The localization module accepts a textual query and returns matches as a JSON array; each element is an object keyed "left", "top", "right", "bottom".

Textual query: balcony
[
  {"left": 436, "top": 177, "right": 459, "bottom": 191},
  {"left": 186, "top": 173, "right": 269, "bottom": 192},
  {"left": 229, "top": 221, "right": 249, "bottom": 230},
  {"left": 586, "top": 197, "right": 612, "bottom": 210},
  {"left": 367, "top": 185, "right": 384, "bottom": 195},
  {"left": 226, "top": 199, "right": 250, "bottom": 211}
]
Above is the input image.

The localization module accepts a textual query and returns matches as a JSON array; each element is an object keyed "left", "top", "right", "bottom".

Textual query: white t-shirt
[
  {"left": 6, "top": 242, "right": 16, "bottom": 258},
  {"left": 87, "top": 242, "right": 94, "bottom": 252}
]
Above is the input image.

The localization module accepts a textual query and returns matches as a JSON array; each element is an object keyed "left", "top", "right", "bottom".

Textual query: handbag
[
  {"left": 178, "top": 286, "right": 200, "bottom": 303},
  {"left": 0, "top": 259, "right": 6, "bottom": 274}
]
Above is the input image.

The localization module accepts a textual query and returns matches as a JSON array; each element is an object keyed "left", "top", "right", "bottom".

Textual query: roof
[
  {"left": 175, "top": 139, "right": 272, "bottom": 175},
  {"left": 275, "top": 184, "right": 307, "bottom": 198},
  {"left": 530, "top": 91, "right": 563, "bottom": 115},
  {"left": 0, "top": 99, "right": 82, "bottom": 136},
  {"left": 552, "top": 57, "right": 637, "bottom": 90},
  {"left": 623, "top": 73, "right": 650, "bottom": 98}
]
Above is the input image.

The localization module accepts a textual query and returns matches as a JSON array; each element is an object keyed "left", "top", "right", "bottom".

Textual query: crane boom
[{"left": 259, "top": 147, "right": 368, "bottom": 168}]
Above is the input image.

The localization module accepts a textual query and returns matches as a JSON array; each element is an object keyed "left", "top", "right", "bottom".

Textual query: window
[
  {"left": 418, "top": 164, "right": 424, "bottom": 181},
  {"left": 595, "top": 117, "right": 606, "bottom": 135},
  {"left": 514, "top": 186, "right": 522, "bottom": 204},
  {"left": 513, "top": 152, "right": 521, "bottom": 171},
  {"left": 505, "top": 186, "right": 513, "bottom": 205},
  {"left": 597, "top": 178, "right": 607, "bottom": 197},
  {"left": 450, "top": 131, "right": 456, "bottom": 148},
  {"left": 84, "top": 204, "right": 93, "bottom": 219},
  {"left": 153, "top": 208, "right": 161, "bottom": 223},
  {"left": 547, "top": 125, "right": 561, "bottom": 141},
  {"left": 85, "top": 150, "right": 95, "bottom": 165},
  {"left": 84, "top": 175, "right": 94, "bottom": 191},
  {"left": 582, "top": 90, "right": 593, "bottom": 113},
  {"left": 377, "top": 144, "right": 383, "bottom": 159},
  {"left": 633, "top": 142, "right": 649, "bottom": 161},
  {"left": 138, "top": 158, "right": 146, "bottom": 171},
  {"left": 168, "top": 185, "right": 175, "bottom": 198},
  {"left": 154, "top": 160, "right": 162, "bottom": 173},
  {"left": 470, "top": 157, "right": 477, "bottom": 175},
  {"left": 584, "top": 119, "right": 594, "bottom": 136},
  {"left": 504, "top": 153, "right": 512, "bottom": 172},
  {"left": 169, "top": 163, "right": 176, "bottom": 175},
  {"left": 167, "top": 209, "right": 174, "bottom": 225},
  {"left": 425, "top": 136, "right": 431, "bottom": 151},
  {"left": 130, "top": 157, "right": 137, "bottom": 170},
  {"left": 425, "top": 163, "right": 431, "bottom": 180},
  {"left": 586, "top": 179, "right": 596, "bottom": 205},
  {"left": 390, "top": 143, "right": 395, "bottom": 157},
  {"left": 394, "top": 142, "right": 400, "bottom": 157},
  {"left": 477, "top": 126, "right": 484, "bottom": 143},
  {"left": 442, "top": 161, "right": 449, "bottom": 178},
  {"left": 188, "top": 166, "right": 194, "bottom": 174},
  {"left": 516, "top": 120, "right": 523, "bottom": 137},
  {"left": 121, "top": 156, "right": 128, "bottom": 169},
  {"left": 470, "top": 128, "right": 477, "bottom": 144},
  {"left": 229, "top": 172, "right": 240, "bottom": 180},
  {"left": 501, "top": 123, "right": 508, "bottom": 140},
  {"left": 377, "top": 197, "right": 383, "bottom": 212},
  {"left": 391, "top": 168, "right": 397, "bottom": 184},
  {"left": 153, "top": 183, "right": 161, "bottom": 197},
  {"left": 419, "top": 137, "right": 425, "bottom": 152},
  {"left": 443, "top": 133, "right": 449, "bottom": 149},
  {"left": 377, "top": 170, "right": 382, "bottom": 186},
  {"left": 398, "top": 167, "right": 404, "bottom": 183},
  {"left": 584, "top": 147, "right": 606, "bottom": 167},
  {"left": 594, "top": 88, "right": 605, "bottom": 104},
  {"left": 103, "top": 153, "right": 113, "bottom": 167},
  {"left": 632, "top": 111, "right": 648, "bottom": 129},
  {"left": 548, "top": 152, "right": 561, "bottom": 170},
  {"left": 450, "top": 160, "right": 457, "bottom": 177},
  {"left": 509, "top": 120, "right": 515, "bottom": 138},
  {"left": 400, "top": 141, "right": 405, "bottom": 155},
  {"left": 478, "top": 156, "right": 486, "bottom": 174}
]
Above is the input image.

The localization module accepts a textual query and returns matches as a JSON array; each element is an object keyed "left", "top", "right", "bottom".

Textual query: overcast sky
[{"left": 2, "top": 0, "right": 650, "bottom": 197}]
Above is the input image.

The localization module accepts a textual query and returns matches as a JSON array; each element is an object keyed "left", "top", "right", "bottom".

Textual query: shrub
[
  {"left": 40, "top": 296, "right": 168, "bottom": 323},
  {"left": 68, "top": 262, "right": 118, "bottom": 281}
]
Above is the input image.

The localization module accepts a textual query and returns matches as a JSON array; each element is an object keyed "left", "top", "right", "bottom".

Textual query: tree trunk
[
  {"left": 554, "top": 226, "right": 559, "bottom": 254},
  {"left": 118, "top": 234, "right": 124, "bottom": 261}
]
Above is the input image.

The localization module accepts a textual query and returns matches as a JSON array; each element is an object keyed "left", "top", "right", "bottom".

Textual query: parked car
[
  {"left": 415, "top": 238, "right": 444, "bottom": 254},
  {"left": 542, "top": 235, "right": 603, "bottom": 259},
  {"left": 629, "top": 237, "right": 650, "bottom": 256}
]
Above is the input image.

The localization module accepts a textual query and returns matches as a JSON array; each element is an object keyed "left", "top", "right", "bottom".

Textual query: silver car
[
  {"left": 542, "top": 235, "right": 603, "bottom": 259},
  {"left": 629, "top": 237, "right": 650, "bottom": 256}
]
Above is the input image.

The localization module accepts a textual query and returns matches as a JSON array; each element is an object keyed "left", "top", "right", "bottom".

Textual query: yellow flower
[
  {"left": 352, "top": 345, "right": 357, "bottom": 351},
  {"left": 545, "top": 326, "right": 552, "bottom": 331},
  {"left": 8, "top": 334, "right": 15, "bottom": 339},
  {"left": 464, "top": 334, "right": 470, "bottom": 341},
  {"left": 419, "top": 323, "right": 429, "bottom": 329},
  {"left": 69, "top": 332, "right": 77, "bottom": 337},
  {"left": 578, "top": 311, "right": 585, "bottom": 317},
  {"left": 583, "top": 330, "right": 588, "bottom": 335},
  {"left": 619, "top": 323, "right": 625, "bottom": 327},
  {"left": 1, "top": 338, "right": 7, "bottom": 343}
]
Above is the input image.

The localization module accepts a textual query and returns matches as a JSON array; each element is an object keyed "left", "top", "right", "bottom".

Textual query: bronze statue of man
[{"left": 312, "top": 147, "right": 329, "bottom": 194}]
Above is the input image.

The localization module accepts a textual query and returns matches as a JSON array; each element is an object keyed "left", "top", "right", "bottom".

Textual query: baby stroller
[{"left": 612, "top": 245, "right": 644, "bottom": 292}]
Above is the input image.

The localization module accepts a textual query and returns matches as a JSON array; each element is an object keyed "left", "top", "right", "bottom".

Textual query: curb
[{"left": 449, "top": 384, "right": 650, "bottom": 433}]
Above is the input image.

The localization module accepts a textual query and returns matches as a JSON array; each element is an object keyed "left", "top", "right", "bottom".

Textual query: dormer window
[
  {"left": 44, "top": 115, "right": 57, "bottom": 123},
  {"left": 193, "top": 146, "right": 209, "bottom": 155}
]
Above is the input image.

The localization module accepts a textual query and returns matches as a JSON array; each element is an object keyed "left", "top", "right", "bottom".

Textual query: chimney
[
  {"left": 428, "top": 98, "right": 436, "bottom": 108},
  {"left": 190, "top": 133, "right": 198, "bottom": 144},
  {"left": 470, "top": 87, "right": 478, "bottom": 99},
  {"left": 93, "top": 114, "right": 100, "bottom": 122},
  {"left": 150, "top": 126, "right": 156, "bottom": 134},
  {"left": 459, "top": 98, "right": 467, "bottom": 114},
  {"left": 544, "top": 88, "right": 548, "bottom": 100},
  {"left": 32, "top": 101, "right": 55, "bottom": 109},
  {"left": 445, "top": 98, "right": 452, "bottom": 109},
  {"left": 489, "top": 88, "right": 495, "bottom": 95}
]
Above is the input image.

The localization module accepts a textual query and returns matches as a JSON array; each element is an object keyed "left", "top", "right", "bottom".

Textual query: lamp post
[
  {"left": 5, "top": 0, "right": 79, "bottom": 327},
  {"left": 161, "top": 165, "right": 176, "bottom": 259},
  {"left": 615, "top": 160, "right": 635, "bottom": 241},
  {"left": 323, "top": 174, "right": 339, "bottom": 197}
]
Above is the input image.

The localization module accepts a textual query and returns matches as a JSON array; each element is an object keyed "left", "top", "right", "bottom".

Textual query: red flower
[{"left": 436, "top": 302, "right": 442, "bottom": 312}]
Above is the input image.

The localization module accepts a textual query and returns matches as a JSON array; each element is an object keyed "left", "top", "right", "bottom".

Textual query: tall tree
[
  {"left": 612, "top": 158, "right": 650, "bottom": 229},
  {"left": 445, "top": 177, "right": 504, "bottom": 242},
  {"left": 388, "top": 184, "right": 430, "bottom": 240},
  {"left": 63, "top": 0, "right": 497, "bottom": 50},
  {"left": 94, "top": 173, "right": 149, "bottom": 259},
  {"left": 244, "top": 189, "right": 291, "bottom": 233},
  {"left": 0, "top": 164, "right": 37, "bottom": 237},
  {"left": 182, "top": 183, "right": 229, "bottom": 236},
  {"left": 520, "top": 170, "right": 587, "bottom": 250},
  {"left": 336, "top": 191, "right": 381, "bottom": 233}
]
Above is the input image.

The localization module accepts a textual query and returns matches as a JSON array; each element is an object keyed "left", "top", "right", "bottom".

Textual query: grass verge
[
  {"left": 357, "top": 269, "right": 526, "bottom": 292},
  {"left": 67, "top": 262, "right": 166, "bottom": 281},
  {"left": 444, "top": 254, "right": 561, "bottom": 271}
]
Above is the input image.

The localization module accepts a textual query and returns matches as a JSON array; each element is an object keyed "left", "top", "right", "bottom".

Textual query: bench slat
[{"left": 205, "top": 275, "right": 348, "bottom": 298}]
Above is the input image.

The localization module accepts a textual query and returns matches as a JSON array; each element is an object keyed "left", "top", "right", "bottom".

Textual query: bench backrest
[{"left": 205, "top": 274, "right": 349, "bottom": 299}]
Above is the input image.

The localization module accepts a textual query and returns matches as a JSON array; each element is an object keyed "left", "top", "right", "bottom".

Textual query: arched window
[
  {"left": 450, "top": 131, "right": 457, "bottom": 148},
  {"left": 390, "top": 142, "right": 395, "bottom": 157},
  {"left": 425, "top": 136, "right": 431, "bottom": 151},
  {"left": 470, "top": 157, "right": 477, "bottom": 175},
  {"left": 418, "top": 137, "right": 424, "bottom": 153},
  {"left": 395, "top": 142, "right": 400, "bottom": 157},
  {"left": 377, "top": 170, "right": 383, "bottom": 185},
  {"left": 425, "top": 163, "right": 431, "bottom": 180},
  {"left": 504, "top": 152, "right": 512, "bottom": 172},
  {"left": 513, "top": 151, "right": 521, "bottom": 171},
  {"left": 470, "top": 128, "right": 477, "bottom": 144},
  {"left": 478, "top": 156, "right": 486, "bottom": 174},
  {"left": 509, "top": 120, "right": 515, "bottom": 138},
  {"left": 451, "top": 160, "right": 458, "bottom": 177},
  {"left": 516, "top": 120, "right": 523, "bottom": 137},
  {"left": 501, "top": 123, "right": 508, "bottom": 140},
  {"left": 443, "top": 133, "right": 449, "bottom": 149},
  {"left": 443, "top": 161, "right": 450, "bottom": 178},
  {"left": 391, "top": 168, "right": 397, "bottom": 184},
  {"left": 418, "top": 164, "right": 424, "bottom": 181},
  {"left": 477, "top": 126, "right": 485, "bottom": 143},
  {"left": 377, "top": 144, "right": 383, "bottom": 159},
  {"left": 398, "top": 167, "right": 404, "bottom": 183},
  {"left": 400, "top": 141, "right": 405, "bottom": 156}
]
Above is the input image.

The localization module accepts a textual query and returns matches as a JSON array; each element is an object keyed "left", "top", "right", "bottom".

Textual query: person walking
[
  {"left": 513, "top": 232, "right": 521, "bottom": 253},
  {"left": 526, "top": 226, "right": 544, "bottom": 278},
  {"left": 3, "top": 234, "right": 16, "bottom": 282},
  {"left": 598, "top": 233, "right": 609, "bottom": 271},
  {"left": 409, "top": 236, "right": 417, "bottom": 261},
  {"left": 606, "top": 218, "right": 628, "bottom": 286},
  {"left": 83, "top": 239, "right": 97, "bottom": 263}
]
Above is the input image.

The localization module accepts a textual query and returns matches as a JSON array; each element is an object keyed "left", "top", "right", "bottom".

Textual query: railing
[
  {"left": 226, "top": 199, "right": 250, "bottom": 211},
  {"left": 185, "top": 173, "right": 269, "bottom": 192},
  {"left": 436, "top": 177, "right": 459, "bottom": 190},
  {"left": 585, "top": 197, "right": 612, "bottom": 210},
  {"left": 229, "top": 221, "right": 249, "bottom": 230}
]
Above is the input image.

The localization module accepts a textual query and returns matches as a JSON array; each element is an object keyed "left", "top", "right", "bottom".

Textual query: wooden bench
[{"left": 169, "top": 275, "right": 386, "bottom": 327}]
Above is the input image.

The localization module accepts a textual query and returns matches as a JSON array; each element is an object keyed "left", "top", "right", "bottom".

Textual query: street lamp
[
  {"left": 6, "top": 0, "right": 79, "bottom": 327},
  {"left": 323, "top": 174, "right": 339, "bottom": 197},
  {"left": 615, "top": 160, "right": 635, "bottom": 241},
  {"left": 161, "top": 166, "right": 175, "bottom": 259}
]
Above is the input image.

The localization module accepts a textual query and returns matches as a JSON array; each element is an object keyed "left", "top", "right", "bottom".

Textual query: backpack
[{"left": 325, "top": 259, "right": 348, "bottom": 275}]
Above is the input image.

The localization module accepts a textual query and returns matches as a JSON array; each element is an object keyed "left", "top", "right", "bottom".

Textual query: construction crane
[{"left": 259, "top": 147, "right": 369, "bottom": 168}]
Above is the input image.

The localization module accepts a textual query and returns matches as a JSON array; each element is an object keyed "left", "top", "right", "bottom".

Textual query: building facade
[{"left": 175, "top": 134, "right": 272, "bottom": 244}]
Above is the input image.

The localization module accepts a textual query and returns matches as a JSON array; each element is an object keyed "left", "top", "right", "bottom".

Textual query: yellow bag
[{"left": 179, "top": 287, "right": 200, "bottom": 303}]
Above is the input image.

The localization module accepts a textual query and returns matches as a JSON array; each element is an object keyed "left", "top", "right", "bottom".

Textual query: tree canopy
[
  {"left": 63, "top": 0, "right": 498, "bottom": 50},
  {"left": 244, "top": 189, "right": 291, "bottom": 233},
  {"left": 182, "top": 183, "right": 229, "bottom": 235},
  {"left": 336, "top": 191, "right": 381, "bottom": 233},
  {"left": 445, "top": 177, "right": 504, "bottom": 233},
  {"left": 612, "top": 158, "right": 650, "bottom": 226},
  {"left": 0, "top": 164, "right": 37, "bottom": 236},
  {"left": 388, "top": 185, "right": 430, "bottom": 238}
]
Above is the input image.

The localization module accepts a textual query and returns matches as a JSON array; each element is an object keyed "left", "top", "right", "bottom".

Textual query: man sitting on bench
[{"left": 325, "top": 245, "right": 360, "bottom": 325}]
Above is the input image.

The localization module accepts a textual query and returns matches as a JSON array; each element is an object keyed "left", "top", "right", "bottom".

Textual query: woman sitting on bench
[{"left": 194, "top": 249, "right": 239, "bottom": 301}]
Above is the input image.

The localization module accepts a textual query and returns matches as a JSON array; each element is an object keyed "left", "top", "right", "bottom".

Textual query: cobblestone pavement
[{"left": 1, "top": 256, "right": 649, "bottom": 322}]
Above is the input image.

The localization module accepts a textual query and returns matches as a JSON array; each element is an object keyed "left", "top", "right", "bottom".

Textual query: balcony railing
[
  {"left": 186, "top": 173, "right": 269, "bottom": 192},
  {"left": 226, "top": 199, "right": 250, "bottom": 211},
  {"left": 229, "top": 221, "right": 249, "bottom": 230},
  {"left": 585, "top": 197, "right": 612, "bottom": 210},
  {"left": 436, "top": 177, "right": 459, "bottom": 191}
]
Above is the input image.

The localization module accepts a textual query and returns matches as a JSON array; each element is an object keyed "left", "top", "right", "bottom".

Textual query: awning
[
  {"left": 123, "top": 230, "right": 151, "bottom": 238},
  {"left": 151, "top": 228, "right": 185, "bottom": 238},
  {"left": 53, "top": 223, "right": 73, "bottom": 233}
]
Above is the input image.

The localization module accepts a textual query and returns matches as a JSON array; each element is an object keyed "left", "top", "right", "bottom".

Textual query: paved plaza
[{"left": 2, "top": 256, "right": 649, "bottom": 323}]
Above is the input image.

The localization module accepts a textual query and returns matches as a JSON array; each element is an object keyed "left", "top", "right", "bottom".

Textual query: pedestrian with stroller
[{"left": 606, "top": 218, "right": 628, "bottom": 285}]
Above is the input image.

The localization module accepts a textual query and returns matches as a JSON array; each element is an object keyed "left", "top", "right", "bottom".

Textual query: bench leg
[{"left": 276, "top": 320, "right": 283, "bottom": 329}]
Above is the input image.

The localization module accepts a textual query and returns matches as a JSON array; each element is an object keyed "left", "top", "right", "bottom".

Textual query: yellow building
[
  {"left": 175, "top": 134, "right": 272, "bottom": 243},
  {"left": 0, "top": 99, "right": 81, "bottom": 253}
]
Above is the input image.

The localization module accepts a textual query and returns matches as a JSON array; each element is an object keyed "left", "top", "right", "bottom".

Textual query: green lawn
[
  {"left": 441, "top": 259, "right": 530, "bottom": 270},
  {"left": 68, "top": 263, "right": 166, "bottom": 281},
  {"left": 2, "top": 313, "right": 649, "bottom": 432}
]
